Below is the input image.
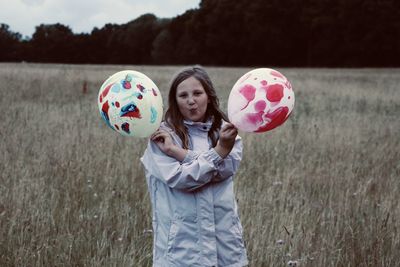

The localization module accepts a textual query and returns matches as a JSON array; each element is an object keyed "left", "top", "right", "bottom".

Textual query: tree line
[{"left": 1, "top": 0, "right": 399, "bottom": 67}]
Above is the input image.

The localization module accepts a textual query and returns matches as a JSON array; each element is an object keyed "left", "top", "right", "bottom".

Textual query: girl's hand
[
  {"left": 215, "top": 123, "right": 238, "bottom": 158},
  {"left": 151, "top": 129, "right": 175, "bottom": 156},
  {"left": 151, "top": 129, "right": 187, "bottom": 161}
]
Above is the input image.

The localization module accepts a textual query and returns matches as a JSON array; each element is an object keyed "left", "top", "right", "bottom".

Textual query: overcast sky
[{"left": 0, "top": 0, "right": 200, "bottom": 38}]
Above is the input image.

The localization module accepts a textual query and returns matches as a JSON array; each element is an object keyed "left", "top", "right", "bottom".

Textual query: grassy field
[{"left": 0, "top": 63, "right": 399, "bottom": 266}]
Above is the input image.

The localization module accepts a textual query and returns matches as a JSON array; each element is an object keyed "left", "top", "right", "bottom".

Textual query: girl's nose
[{"left": 187, "top": 97, "right": 195, "bottom": 105}]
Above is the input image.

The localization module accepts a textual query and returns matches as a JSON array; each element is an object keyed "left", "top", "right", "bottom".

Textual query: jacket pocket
[
  {"left": 166, "top": 217, "right": 199, "bottom": 265},
  {"left": 166, "top": 219, "right": 179, "bottom": 255}
]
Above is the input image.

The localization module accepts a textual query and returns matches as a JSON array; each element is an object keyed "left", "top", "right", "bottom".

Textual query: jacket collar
[{"left": 183, "top": 119, "right": 213, "bottom": 132}]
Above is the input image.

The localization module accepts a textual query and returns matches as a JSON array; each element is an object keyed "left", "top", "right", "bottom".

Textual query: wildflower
[
  {"left": 143, "top": 229, "right": 153, "bottom": 235},
  {"left": 276, "top": 239, "right": 285, "bottom": 245},
  {"left": 273, "top": 181, "right": 283, "bottom": 186},
  {"left": 0, "top": 204, "right": 5, "bottom": 216}
]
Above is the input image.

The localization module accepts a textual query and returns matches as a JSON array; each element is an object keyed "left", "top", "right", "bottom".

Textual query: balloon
[
  {"left": 98, "top": 70, "right": 163, "bottom": 137},
  {"left": 227, "top": 68, "right": 295, "bottom": 133}
]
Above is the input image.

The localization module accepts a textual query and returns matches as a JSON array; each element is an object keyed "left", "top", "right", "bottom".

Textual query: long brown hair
[{"left": 164, "top": 65, "right": 229, "bottom": 149}]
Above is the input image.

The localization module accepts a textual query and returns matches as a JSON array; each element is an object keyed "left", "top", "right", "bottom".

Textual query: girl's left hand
[
  {"left": 215, "top": 123, "right": 238, "bottom": 158},
  {"left": 219, "top": 123, "right": 238, "bottom": 149}
]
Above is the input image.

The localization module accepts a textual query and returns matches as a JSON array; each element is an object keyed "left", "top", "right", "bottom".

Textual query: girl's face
[{"left": 176, "top": 76, "right": 209, "bottom": 122}]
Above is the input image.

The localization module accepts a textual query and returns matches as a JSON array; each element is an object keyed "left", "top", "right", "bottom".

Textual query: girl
[{"left": 141, "top": 66, "right": 248, "bottom": 267}]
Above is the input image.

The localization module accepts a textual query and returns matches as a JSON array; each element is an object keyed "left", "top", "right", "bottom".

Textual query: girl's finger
[
  {"left": 226, "top": 126, "right": 237, "bottom": 133},
  {"left": 151, "top": 132, "right": 165, "bottom": 141},
  {"left": 225, "top": 124, "right": 237, "bottom": 133},
  {"left": 151, "top": 129, "right": 163, "bottom": 138},
  {"left": 221, "top": 124, "right": 233, "bottom": 133}
]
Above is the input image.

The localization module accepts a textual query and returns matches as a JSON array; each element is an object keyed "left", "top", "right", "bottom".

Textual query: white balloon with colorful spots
[
  {"left": 98, "top": 70, "right": 163, "bottom": 137},
  {"left": 227, "top": 68, "right": 295, "bottom": 133}
]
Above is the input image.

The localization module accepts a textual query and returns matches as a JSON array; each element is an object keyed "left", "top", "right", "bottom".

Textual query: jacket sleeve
[
  {"left": 141, "top": 140, "right": 226, "bottom": 192},
  {"left": 212, "top": 135, "right": 243, "bottom": 182}
]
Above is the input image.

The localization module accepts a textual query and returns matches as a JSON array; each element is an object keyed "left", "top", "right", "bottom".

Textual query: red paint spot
[
  {"left": 123, "top": 81, "right": 131, "bottom": 89},
  {"left": 137, "top": 84, "right": 145, "bottom": 92},
  {"left": 266, "top": 84, "right": 284, "bottom": 102},
  {"left": 255, "top": 106, "right": 289, "bottom": 132},
  {"left": 152, "top": 88, "right": 157, "bottom": 96},
  {"left": 240, "top": 84, "right": 256, "bottom": 101},
  {"left": 288, "top": 96, "right": 291, "bottom": 99},
  {"left": 261, "top": 80, "right": 268, "bottom": 86},
  {"left": 123, "top": 111, "right": 141, "bottom": 119},
  {"left": 245, "top": 111, "right": 264, "bottom": 125},
  {"left": 115, "top": 101, "right": 120, "bottom": 108},
  {"left": 239, "top": 84, "right": 256, "bottom": 110},
  {"left": 101, "top": 101, "right": 110, "bottom": 120},
  {"left": 254, "top": 100, "right": 266, "bottom": 112},
  {"left": 270, "top": 70, "right": 284, "bottom": 79},
  {"left": 114, "top": 124, "right": 119, "bottom": 130},
  {"left": 121, "top": 122, "right": 130, "bottom": 133},
  {"left": 138, "top": 94, "right": 143, "bottom": 100},
  {"left": 100, "top": 83, "right": 113, "bottom": 102}
]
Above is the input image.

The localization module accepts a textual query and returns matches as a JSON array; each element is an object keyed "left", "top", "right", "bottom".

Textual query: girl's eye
[
  {"left": 178, "top": 94, "right": 187, "bottom": 98},
  {"left": 194, "top": 91, "right": 203, "bottom": 95}
]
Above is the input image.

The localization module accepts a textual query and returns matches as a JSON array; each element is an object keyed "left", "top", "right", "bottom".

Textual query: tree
[
  {"left": 29, "top": 23, "right": 75, "bottom": 62},
  {"left": 2, "top": 0, "right": 399, "bottom": 66},
  {"left": 0, "top": 24, "right": 22, "bottom": 61},
  {"left": 151, "top": 28, "right": 174, "bottom": 64},
  {"left": 110, "top": 14, "right": 165, "bottom": 64}
]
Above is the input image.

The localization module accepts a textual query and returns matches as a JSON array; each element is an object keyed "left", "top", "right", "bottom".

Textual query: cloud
[
  {"left": 21, "top": 0, "right": 45, "bottom": 6},
  {"left": 0, "top": 0, "right": 199, "bottom": 37}
]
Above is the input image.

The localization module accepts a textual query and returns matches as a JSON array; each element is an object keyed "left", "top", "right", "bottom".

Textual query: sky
[{"left": 0, "top": 0, "right": 200, "bottom": 38}]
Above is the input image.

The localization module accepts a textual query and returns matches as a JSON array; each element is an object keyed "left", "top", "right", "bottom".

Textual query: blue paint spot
[
  {"left": 120, "top": 102, "right": 141, "bottom": 118},
  {"left": 125, "top": 74, "right": 133, "bottom": 82},
  {"left": 101, "top": 112, "right": 115, "bottom": 131},
  {"left": 150, "top": 106, "right": 157, "bottom": 123},
  {"left": 111, "top": 83, "right": 121, "bottom": 93}
]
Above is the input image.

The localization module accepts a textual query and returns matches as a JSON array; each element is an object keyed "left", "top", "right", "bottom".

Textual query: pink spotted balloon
[
  {"left": 98, "top": 70, "right": 163, "bottom": 137},
  {"left": 227, "top": 68, "right": 294, "bottom": 133}
]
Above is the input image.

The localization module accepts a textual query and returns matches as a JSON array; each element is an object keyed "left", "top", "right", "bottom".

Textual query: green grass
[{"left": 1, "top": 63, "right": 399, "bottom": 266}]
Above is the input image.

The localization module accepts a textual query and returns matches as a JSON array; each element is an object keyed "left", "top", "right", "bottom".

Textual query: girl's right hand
[
  {"left": 151, "top": 129, "right": 175, "bottom": 155},
  {"left": 151, "top": 129, "right": 188, "bottom": 161}
]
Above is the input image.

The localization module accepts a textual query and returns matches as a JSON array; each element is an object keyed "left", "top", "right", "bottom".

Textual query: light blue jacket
[{"left": 141, "top": 119, "right": 248, "bottom": 267}]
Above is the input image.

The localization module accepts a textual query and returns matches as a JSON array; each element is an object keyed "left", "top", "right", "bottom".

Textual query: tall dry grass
[{"left": 0, "top": 63, "right": 399, "bottom": 266}]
